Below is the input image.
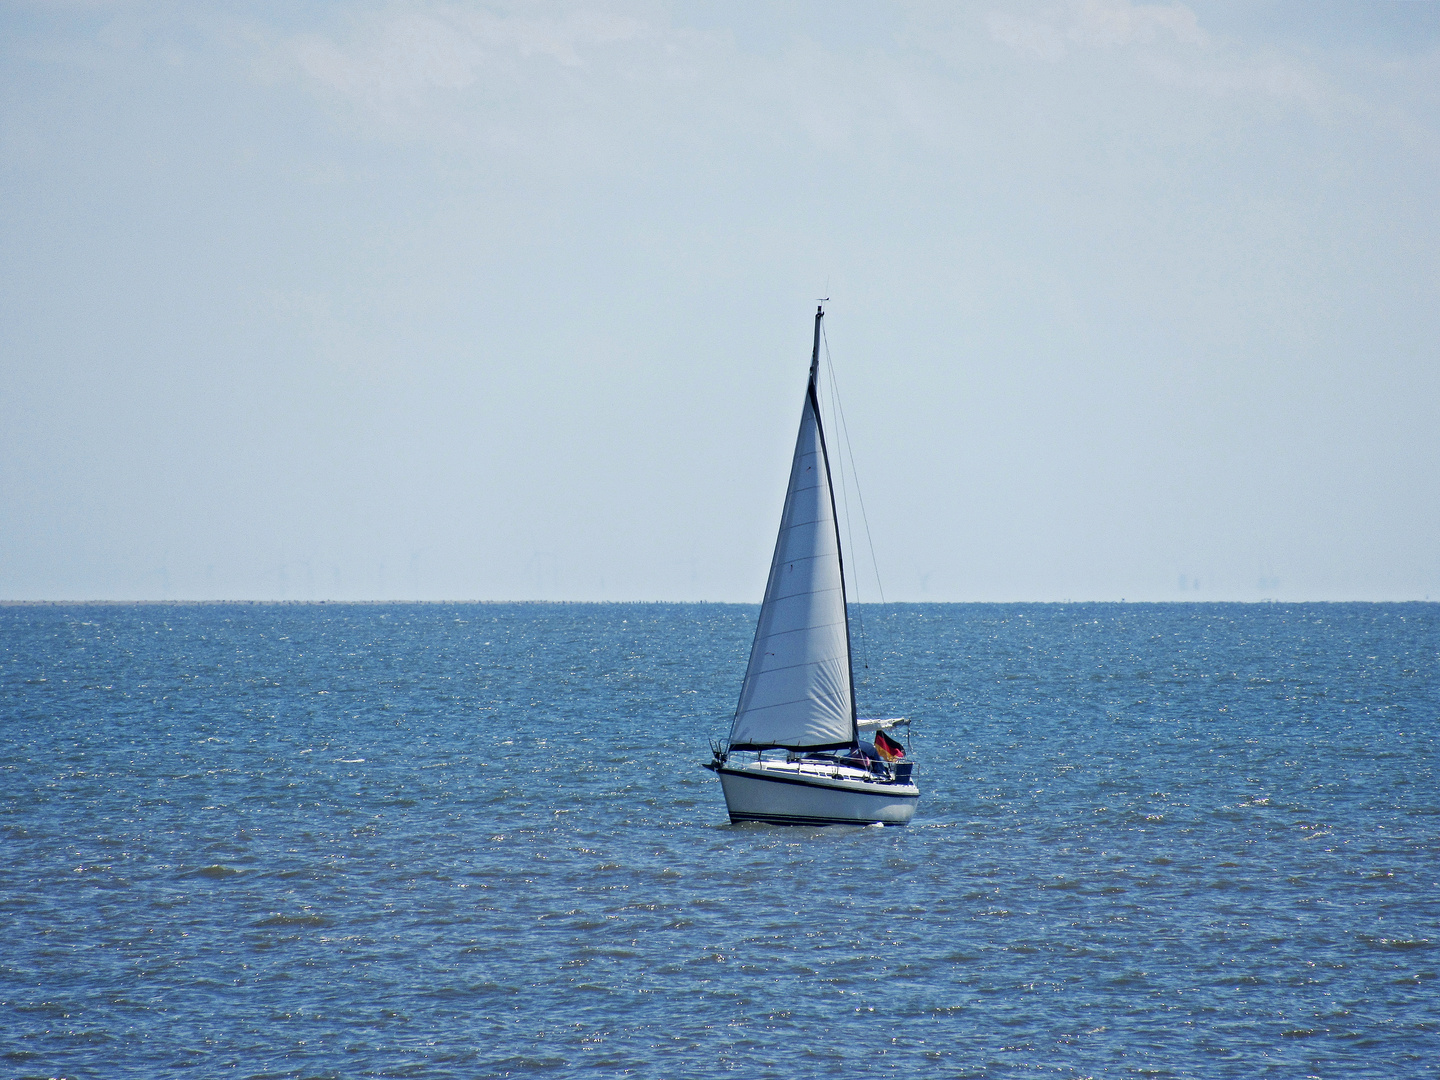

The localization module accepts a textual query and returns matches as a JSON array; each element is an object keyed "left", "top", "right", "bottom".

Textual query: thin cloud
[
  {"left": 984, "top": 0, "right": 1332, "bottom": 108},
  {"left": 988, "top": 0, "right": 1205, "bottom": 61},
  {"left": 1140, "top": 49, "right": 1328, "bottom": 107},
  {"left": 281, "top": 4, "right": 707, "bottom": 131}
]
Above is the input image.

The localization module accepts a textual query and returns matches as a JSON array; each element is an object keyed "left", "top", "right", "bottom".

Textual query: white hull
[{"left": 716, "top": 759, "right": 918, "bottom": 826}]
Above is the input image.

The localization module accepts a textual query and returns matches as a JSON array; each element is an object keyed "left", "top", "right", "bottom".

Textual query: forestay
[{"left": 728, "top": 373, "right": 856, "bottom": 751}]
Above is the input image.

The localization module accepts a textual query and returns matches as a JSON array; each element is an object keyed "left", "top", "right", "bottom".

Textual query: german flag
[{"left": 874, "top": 729, "right": 906, "bottom": 761}]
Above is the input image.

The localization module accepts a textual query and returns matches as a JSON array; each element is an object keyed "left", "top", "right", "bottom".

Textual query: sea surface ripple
[{"left": 1, "top": 602, "right": 1436, "bottom": 1078}]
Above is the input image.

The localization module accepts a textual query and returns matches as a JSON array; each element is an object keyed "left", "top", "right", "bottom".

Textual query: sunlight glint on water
[{"left": 1, "top": 602, "right": 1436, "bottom": 1078}]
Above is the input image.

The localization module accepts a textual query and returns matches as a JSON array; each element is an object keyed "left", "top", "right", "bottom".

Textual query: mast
[{"left": 807, "top": 305, "right": 860, "bottom": 747}]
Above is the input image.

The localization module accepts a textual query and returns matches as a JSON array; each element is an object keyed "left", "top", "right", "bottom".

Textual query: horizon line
[{"left": 2, "top": 598, "right": 1435, "bottom": 607}]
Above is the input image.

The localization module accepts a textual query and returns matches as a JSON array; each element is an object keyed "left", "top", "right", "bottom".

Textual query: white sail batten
[{"left": 728, "top": 385, "right": 856, "bottom": 751}]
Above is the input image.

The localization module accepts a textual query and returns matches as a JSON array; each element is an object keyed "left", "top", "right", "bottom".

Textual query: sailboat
[{"left": 703, "top": 305, "right": 919, "bottom": 826}]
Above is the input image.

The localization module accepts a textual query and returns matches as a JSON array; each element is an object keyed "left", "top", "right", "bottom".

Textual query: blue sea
[{"left": 2, "top": 602, "right": 1436, "bottom": 1078}]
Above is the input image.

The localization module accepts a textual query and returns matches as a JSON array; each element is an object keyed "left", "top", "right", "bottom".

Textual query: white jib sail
[{"left": 728, "top": 387, "right": 855, "bottom": 750}]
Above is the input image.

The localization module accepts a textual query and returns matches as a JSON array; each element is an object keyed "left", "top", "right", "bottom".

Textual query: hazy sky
[{"left": 3, "top": 0, "right": 1438, "bottom": 601}]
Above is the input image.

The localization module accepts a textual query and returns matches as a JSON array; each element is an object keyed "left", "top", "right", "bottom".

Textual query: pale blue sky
[{"left": 3, "top": 1, "right": 1437, "bottom": 601}]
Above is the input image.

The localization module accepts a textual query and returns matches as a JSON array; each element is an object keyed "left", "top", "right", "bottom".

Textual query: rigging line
[
  {"left": 821, "top": 322, "right": 887, "bottom": 607},
  {"left": 821, "top": 321, "right": 897, "bottom": 697},
  {"left": 825, "top": 351, "right": 860, "bottom": 606},
  {"left": 821, "top": 330, "right": 868, "bottom": 682},
  {"left": 822, "top": 325, "right": 881, "bottom": 692}
]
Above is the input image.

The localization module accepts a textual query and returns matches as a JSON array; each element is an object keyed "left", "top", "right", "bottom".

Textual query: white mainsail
[{"left": 728, "top": 315, "right": 856, "bottom": 751}]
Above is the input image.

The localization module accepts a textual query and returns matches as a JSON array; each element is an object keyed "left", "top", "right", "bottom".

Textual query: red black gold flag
[{"left": 874, "top": 729, "right": 906, "bottom": 761}]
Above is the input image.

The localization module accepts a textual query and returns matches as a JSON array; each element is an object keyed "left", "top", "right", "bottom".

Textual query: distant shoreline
[{"left": 2, "top": 599, "right": 1435, "bottom": 607}]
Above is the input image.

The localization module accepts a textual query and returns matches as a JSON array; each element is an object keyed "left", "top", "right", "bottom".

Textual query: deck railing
[{"left": 779, "top": 754, "right": 914, "bottom": 785}]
